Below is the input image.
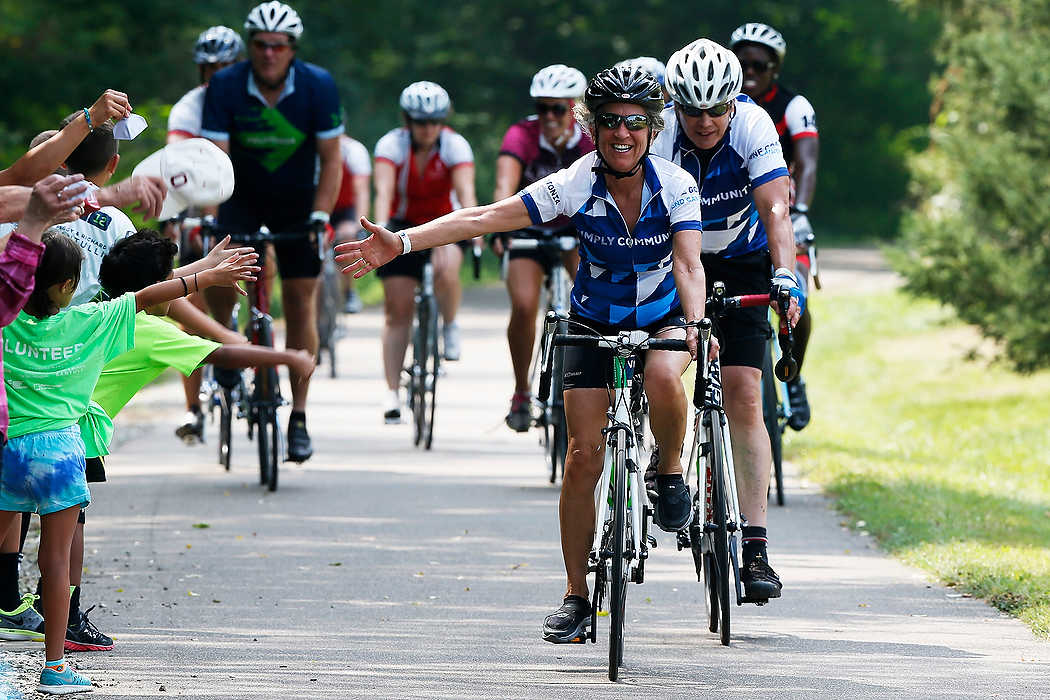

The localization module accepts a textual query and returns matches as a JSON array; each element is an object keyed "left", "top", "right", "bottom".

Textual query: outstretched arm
[
  {"left": 335, "top": 195, "right": 532, "bottom": 278},
  {"left": 134, "top": 252, "right": 257, "bottom": 312},
  {"left": 206, "top": 345, "right": 315, "bottom": 384}
]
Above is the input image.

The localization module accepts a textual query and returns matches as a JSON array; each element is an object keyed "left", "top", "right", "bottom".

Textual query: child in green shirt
[{"left": 0, "top": 230, "right": 253, "bottom": 695}]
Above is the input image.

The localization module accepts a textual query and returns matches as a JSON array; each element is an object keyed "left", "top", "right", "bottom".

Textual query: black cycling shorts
[
  {"left": 562, "top": 312, "right": 686, "bottom": 391},
  {"left": 506, "top": 228, "right": 577, "bottom": 276},
  {"left": 376, "top": 220, "right": 470, "bottom": 281},
  {"left": 701, "top": 249, "right": 772, "bottom": 369},
  {"left": 331, "top": 206, "right": 357, "bottom": 229},
  {"left": 217, "top": 189, "right": 321, "bottom": 279}
]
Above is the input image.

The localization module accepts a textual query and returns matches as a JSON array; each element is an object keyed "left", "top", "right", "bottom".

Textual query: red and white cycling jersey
[
  {"left": 374, "top": 127, "right": 473, "bottom": 226},
  {"left": 333, "top": 135, "right": 372, "bottom": 211},
  {"left": 167, "top": 85, "right": 207, "bottom": 139},
  {"left": 755, "top": 83, "right": 817, "bottom": 168}
]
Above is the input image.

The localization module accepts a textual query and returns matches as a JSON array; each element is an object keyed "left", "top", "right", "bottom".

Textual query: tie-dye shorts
[{"left": 0, "top": 426, "right": 90, "bottom": 515}]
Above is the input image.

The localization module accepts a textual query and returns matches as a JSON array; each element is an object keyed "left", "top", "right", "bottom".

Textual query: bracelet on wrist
[
  {"left": 82, "top": 108, "right": 93, "bottom": 131},
  {"left": 398, "top": 231, "right": 412, "bottom": 255},
  {"left": 179, "top": 277, "right": 188, "bottom": 297}
]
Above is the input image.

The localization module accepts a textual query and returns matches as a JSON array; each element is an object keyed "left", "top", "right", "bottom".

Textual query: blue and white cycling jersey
[
  {"left": 520, "top": 152, "right": 701, "bottom": 329},
  {"left": 201, "top": 59, "right": 343, "bottom": 199},
  {"left": 651, "top": 96, "right": 788, "bottom": 258}
]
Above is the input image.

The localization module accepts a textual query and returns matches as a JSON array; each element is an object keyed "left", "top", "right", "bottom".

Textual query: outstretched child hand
[
  {"left": 288, "top": 349, "right": 316, "bottom": 384},
  {"left": 202, "top": 235, "right": 259, "bottom": 271},
  {"left": 202, "top": 252, "right": 260, "bottom": 296}
]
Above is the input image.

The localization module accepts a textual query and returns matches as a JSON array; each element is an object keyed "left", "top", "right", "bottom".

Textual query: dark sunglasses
[
  {"left": 739, "top": 59, "right": 775, "bottom": 73},
  {"left": 535, "top": 102, "right": 569, "bottom": 116},
  {"left": 595, "top": 112, "right": 651, "bottom": 131},
  {"left": 410, "top": 118, "right": 443, "bottom": 127},
  {"left": 252, "top": 38, "right": 293, "bottom": 53},
  {"left": 676, "top": 101, "right": 733, "bottom": 118}
]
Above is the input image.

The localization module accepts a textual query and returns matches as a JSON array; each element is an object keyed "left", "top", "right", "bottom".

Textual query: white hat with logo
[{"left": 133, "top": 138, "right": 235, "bottom": 220}]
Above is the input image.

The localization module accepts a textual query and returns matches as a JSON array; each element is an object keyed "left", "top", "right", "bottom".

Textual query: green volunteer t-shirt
[
  {"left": 91, "top": 312, "right": 219, "bottom": 417},
  {"left": 3, "top": 293, "right": 136, "bottom": 439}
]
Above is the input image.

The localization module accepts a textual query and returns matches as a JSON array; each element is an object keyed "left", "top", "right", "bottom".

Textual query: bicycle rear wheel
[
  {"left": 548, "top": 318, "right": 568, "bottom": 482},
  {"left": 410, "top": 300, "right": 430, "bottom": 447},
  {"left": 608, "top": 435, "right": 628, "bottom": 681},
  {"left": 218, "top": 387, "right": 233, "bottom": 471},
  {"left": 761, "top": 347, "right": 785, "bottom": 506},
  {"left": 710, "top": 411, "right": 732, "bottom": 646}
]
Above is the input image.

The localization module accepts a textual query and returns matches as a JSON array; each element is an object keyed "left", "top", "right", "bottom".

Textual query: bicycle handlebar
[{"left": 552, "top": 334, "right": 688, "bottom": 353}]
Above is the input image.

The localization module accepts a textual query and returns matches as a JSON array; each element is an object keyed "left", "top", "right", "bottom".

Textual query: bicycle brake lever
[{"left": 773, "top": 288, "right": 799, "bottom": 382}]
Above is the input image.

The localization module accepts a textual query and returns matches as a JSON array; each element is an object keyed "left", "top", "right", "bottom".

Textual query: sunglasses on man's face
[
  {"left": 535, "top": 102, "right": 569, "bottom": 116},
  {"left": 410, "top": 118, "right": 443, "bottom": 127},
  {"left": 676, "top": 101, "right": 732, "bottom": 119},
  {"left": 252, "top": 38, "right": 293, "bottom": 53},
  {"left": 595, "top": 112, "right": 651, "bottom": 131},
  {"left": 739, "top": 59, "right": 775, "bottom": 73}
]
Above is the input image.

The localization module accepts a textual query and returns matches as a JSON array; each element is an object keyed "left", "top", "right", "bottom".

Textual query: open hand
[
  {"left": 203, "top": 234, "right": 259, "bottom": 270},
  {"left": 98, "top": 175, "right": 166, "bottom": 219},
  {"left": 288, "top": 349, "right": 316, "bottom": 384},
  {"left": 206, "top": 251, "right": 259, "bottom": 296},
  {"left": 334, "top": 218, "right": 402, "bottom": 278},
  {"left": 24, "top": 174, "right": 90, "bottom": 231}
]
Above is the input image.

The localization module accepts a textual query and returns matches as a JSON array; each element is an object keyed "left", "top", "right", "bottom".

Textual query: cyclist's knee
[
  {"left": 564, "top": 442, "right": 603, "bottom": 483},
  {"left": 644, "top": 366, "right": 684, "bottom": 402}
]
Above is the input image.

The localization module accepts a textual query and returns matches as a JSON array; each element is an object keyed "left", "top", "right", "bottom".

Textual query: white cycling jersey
[{"left": 168, "top": 85, "right": 207, "bottom": 139}]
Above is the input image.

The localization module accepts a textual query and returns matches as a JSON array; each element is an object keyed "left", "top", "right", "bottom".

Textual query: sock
[
  {"left": 289, "top": 410, "right": 306, "bottom": 426},
  {"left": 45, "top": 657, "right": 65, "bottom": 671},
  {"left": 742, "top": 526, "right": 768, "bottom": 562},
  {"left": 68, "top": 585, "right": 81, "bottom": 626},
  {"left": 0, "top": 553, "right": 21, "bottom": 611}
]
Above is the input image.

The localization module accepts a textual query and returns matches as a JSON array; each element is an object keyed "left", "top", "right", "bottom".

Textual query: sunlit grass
[{"left": 789, "top": 289, "right": 1050, "bottom": 635}]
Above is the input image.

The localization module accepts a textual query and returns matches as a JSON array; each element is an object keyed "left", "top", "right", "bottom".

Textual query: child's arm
[
  {"left": 134, "top": 252, "right": 257, "bottom": 313},
  {"left": 172, "top": 234, "right": 258, "bottom": 278},
  {"left": 205, "top": 345, "right": 315, "bottom": 384}
]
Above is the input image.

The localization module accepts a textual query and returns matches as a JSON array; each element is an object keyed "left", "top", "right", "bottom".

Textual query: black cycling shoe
[
  {"left": 786, "top": 377, "right": 811, "bottom": 431},
  {"left": 741, "top": 553, "right": 783, "bottom": 601},
  {"left": 654, "top": 473, "right": 691, "bottom": 533},
  {"left": 542, "top": 595, "right": 591, "bottom": 644},
  {"left": 286, "top": 416, "right": 313, "bottom": 463}
]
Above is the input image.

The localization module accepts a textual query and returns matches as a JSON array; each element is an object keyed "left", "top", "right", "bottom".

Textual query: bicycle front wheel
[
  {"left": 410, "top": 300, "right": 430, "bottom": 447},
  {"left": 422, "top": 297, "right": 439, "bottom": 450},
  {"left": 549, "top": 318, "right": 568, "bottom": 482},
  {"left": 218, "top": 387, "right": 233, "bottom": 472},
  {"left": 710, "top": 411, "right": 732, "bottom": 646},
  {"left": 608, "top": 435, "right": 628, "bottom": 681}
]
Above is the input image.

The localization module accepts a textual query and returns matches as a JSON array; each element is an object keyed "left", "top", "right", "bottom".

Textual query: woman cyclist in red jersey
[
  {"left": 372, "top": 81, "right": 478, "bottom": 423},
  {"left": 492, "top": 64, "right": 593, "bottom": 432}
]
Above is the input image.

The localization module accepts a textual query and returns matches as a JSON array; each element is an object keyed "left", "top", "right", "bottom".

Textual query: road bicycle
[
  {"left": 506, "top": 233, "right": 575, "bottom": 483},
  {"left": 677, "top": 283, "right": 796, "bottom": 646},
  {"left": 540, "top": 314, "right": 689, "bottom": 681},
  {"left": 406, "top": 256, "right": 440, "bottom": 449},
  {"left": 316, "top": 229, "right": 344, "bottom": 379},
  {"left": 202, "top": 220, "right": 319, "bottom": 490}
]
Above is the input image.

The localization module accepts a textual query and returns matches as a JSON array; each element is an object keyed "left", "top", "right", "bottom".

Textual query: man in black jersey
[{"left": 731, "top": 22, "right": 818, "bottom": 430}]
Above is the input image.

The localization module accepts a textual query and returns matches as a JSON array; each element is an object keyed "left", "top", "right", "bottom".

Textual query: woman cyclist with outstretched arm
[{"left": 338, "top": 65, "right": 708, "bottom": 643}]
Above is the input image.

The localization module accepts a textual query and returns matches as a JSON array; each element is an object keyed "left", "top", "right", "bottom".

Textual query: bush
[{"left": 894, "top": 0, "right": 1050, "bottom": 371}]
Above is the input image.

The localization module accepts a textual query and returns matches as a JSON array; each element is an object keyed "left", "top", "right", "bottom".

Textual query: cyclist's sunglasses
[
  {"left": 252, "top": 38, "right": 294, "bottom": 53},
  {"left": 739, "top": 59, "right": 776, "bottom": 73},
  {"left": 595, "top": 113, "right": 651, "bottom": 131},
  {"left": 676, "top": 101, "right": 733, "bottom": 118},
  {"left": 409, "top": 118, "right": 443, "bottom": 127},
  {"left": 535, "top": 102, "right": 569, "bottom": 116}
]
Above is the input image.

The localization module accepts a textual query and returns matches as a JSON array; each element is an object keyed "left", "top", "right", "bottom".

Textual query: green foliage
[
  {"left": 1, "top": 1, "right": 937, "bottom": 241},
  {"left": 895, "top": 0, "right": 1050, "bottom": 371}
]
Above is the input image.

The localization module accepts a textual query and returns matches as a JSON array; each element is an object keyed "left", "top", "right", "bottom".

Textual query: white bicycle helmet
[
  {"left": 529, "top": 64, "right": 587, "bottom": 99},
  {"left": 665, "top": 39, "right": 743, "bottom": 109},
  {"left": 730, "top": 23, "right": 786, "bottom": 61},
  {"left": 399, "top": 81, "right": 451, "bottom": 120},
  {"left": 615, "top": 56, "right": 666, "bottom": 88},
  {"left": 194, "top": 26, "right": 244, "bottom": 64},
  {"left": 245, "top": 2, "right": 303, "bottom": 40}
]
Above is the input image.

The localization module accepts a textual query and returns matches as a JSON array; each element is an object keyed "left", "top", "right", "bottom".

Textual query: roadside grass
[{"left": 789, "top": 289, "right": 1050, "bottom": 636}]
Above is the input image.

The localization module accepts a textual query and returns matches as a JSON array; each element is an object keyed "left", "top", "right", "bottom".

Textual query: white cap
[{"left": 132, "top": 138, "right": 235, "bottom": 220}]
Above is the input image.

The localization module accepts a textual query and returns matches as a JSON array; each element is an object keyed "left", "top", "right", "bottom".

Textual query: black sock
[
  {"left": 742, "top": 526, "right": 768, "bottom": 562},
  {"left": 289, "top": 410, "right": 306, "bottom": 425},
  {"left": 68, "top": 585, "right": 81, "bottom": 626},
  {"left": 18, "top": 512, "right": 31, "bottom": 554},
  {"left": 0, "top": 553, "right": 21, "bottom": 611}
]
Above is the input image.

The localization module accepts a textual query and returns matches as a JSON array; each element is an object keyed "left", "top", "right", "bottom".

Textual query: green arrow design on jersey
[{"left": 236, "top": 107, "right": 305, "bottom": 172}]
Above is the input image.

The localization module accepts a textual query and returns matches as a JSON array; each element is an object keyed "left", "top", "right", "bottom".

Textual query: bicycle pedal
[
  {"left": 738, "top": 595, "right": 769, "bottom": 606},
  {"left": 647, "top": 534, "right": 658, "bottom": 549}
]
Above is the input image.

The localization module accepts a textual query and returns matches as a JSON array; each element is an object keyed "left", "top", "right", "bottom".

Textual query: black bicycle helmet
[
  {"left": 584, "top": 65, "right": 664, "bottom": 179},
  {"left": 584, "top": 64, "right": 664, "bottom": 115}
]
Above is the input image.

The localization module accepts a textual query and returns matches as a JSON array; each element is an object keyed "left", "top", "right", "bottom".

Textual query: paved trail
[{"left": 4, "top": 252, "right": 1046, "bottom": 698}]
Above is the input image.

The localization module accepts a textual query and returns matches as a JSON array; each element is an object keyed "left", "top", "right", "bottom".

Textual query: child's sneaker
[
  {"left": 65, "top": 606, "right": 114, "bottom": 651},
  {"left": 0, "top": 592, "right": 45, "bottom": 641},
  {"left": 37, "top": 661, "right": 93, "bottom": 695}
]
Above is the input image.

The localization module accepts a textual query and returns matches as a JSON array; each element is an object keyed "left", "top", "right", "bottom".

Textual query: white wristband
[
  {"left": 398, "top": 230, "right": 412, "bottom": 255},
  {"left": 773, "top": 267, "right": 795, "bottom": 281}
]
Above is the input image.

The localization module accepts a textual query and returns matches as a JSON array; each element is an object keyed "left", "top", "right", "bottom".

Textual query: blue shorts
[{"left": 0, "top": 426, "right": 90, "bottom": 515}]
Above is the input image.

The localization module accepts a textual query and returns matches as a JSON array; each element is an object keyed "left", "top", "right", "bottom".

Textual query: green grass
[{"left": 789, "top": 289, "right": 1050, "bottom": 635}]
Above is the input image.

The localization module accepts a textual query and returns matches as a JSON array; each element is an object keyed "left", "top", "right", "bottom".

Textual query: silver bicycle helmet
[
  {"left": 193, "top": 26, "right": 244, "bottom": 65},
  {"left": 245, "top": 2, "right": 303, "bottom": 39},
  {"left": 615, "top": 56, "right": 666, "bottom": 88},
  {"left": 399, "top": 81, "right": 451, "bottom": 120},
  {"left": 665, "top": 39, "right": 743, "bottom": 109},
  {"left": 529, "top": 64, "right": 587, "bottom": 99},
  {"left": 730, "top": 23, "right": 787, "bottom": 61}
]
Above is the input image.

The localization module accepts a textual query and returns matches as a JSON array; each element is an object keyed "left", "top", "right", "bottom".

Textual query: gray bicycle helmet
[
  {"left": 245, "top": 2, "right": 303, "bottom": 39},
  {"left": 730, "top": 23, "right": 786, "bottom": 61},
  {"left": 399, "top": 82, "right": 451, "bottom": 120},
  {"left": 194, "top": 26, "right": 244, "bottom": 65}
]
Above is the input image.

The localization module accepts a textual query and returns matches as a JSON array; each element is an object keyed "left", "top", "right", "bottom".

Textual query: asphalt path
[{"left": 4, "top": 256, "right": 1047, "bottom": 698}]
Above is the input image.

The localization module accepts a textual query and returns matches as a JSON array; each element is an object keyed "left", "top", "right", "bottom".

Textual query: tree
[{"left": 895, "top": 0, "right": 1050, "bottom": 371}]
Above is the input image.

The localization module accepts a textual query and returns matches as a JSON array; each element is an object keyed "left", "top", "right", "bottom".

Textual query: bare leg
[
  {"left": 505, "top": 257, "right": 544, "bottom": 394},
  {"left": 281, "top": 276, "right": 320, "bottom": 412},
  {"left": 560, "top": 388, "right": 611, "bottom": 599},
  {"left": 644, "top": 338, "right": 692, "bottom": 475},
  {"left": 38, "top": 506, "right": 80, "bottom": 661},
  {"left": 432, "top": 244, "right": 463, "bottom": 325},
  {"left": 722, "top": 365, "right": 769, "bottom": 528},
  {"left": 381, "top": 277, "right": 417, "bottom": 392}
]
